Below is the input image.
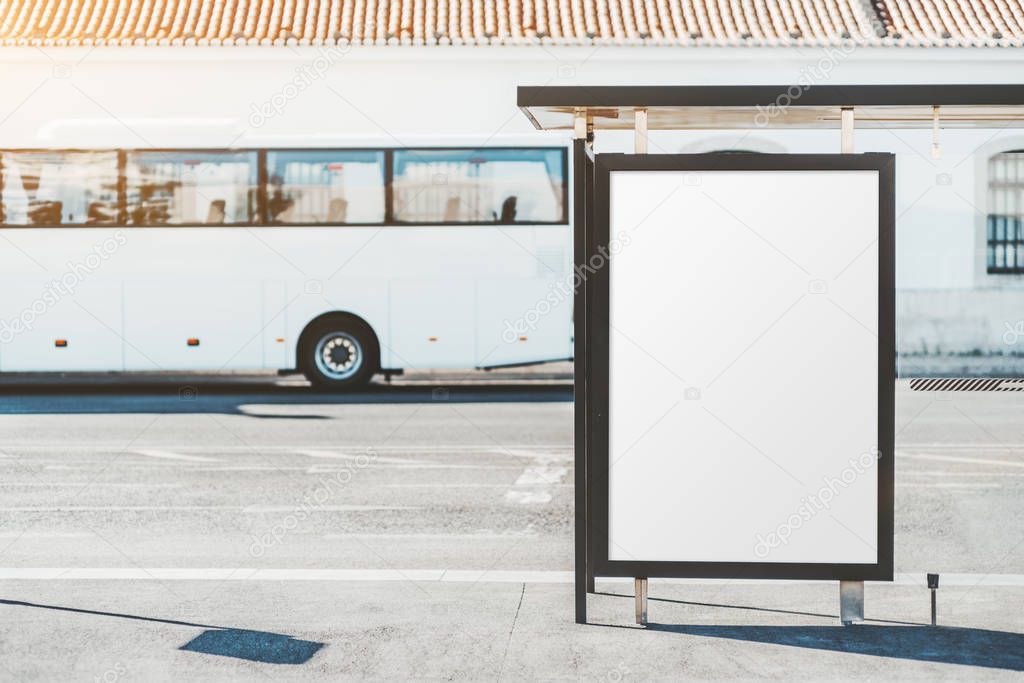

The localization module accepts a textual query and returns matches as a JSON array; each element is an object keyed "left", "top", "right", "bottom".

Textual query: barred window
[{"left": 987, "top": 150, "right": 1024, "bottom": 274}]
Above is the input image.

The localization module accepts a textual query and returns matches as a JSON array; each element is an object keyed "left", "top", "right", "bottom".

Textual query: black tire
[{"left": 299, "top": 316, "right": 379, "bottom": 390}]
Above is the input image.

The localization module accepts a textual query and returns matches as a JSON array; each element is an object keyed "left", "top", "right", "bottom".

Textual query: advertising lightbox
[{"left": 590, "top": 154, "right": 895, "bottom": 580}]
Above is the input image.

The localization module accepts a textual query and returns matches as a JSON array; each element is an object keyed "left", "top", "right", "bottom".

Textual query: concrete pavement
[{"left": 0, "top": 378, "right": 1021, "bottom": 680}]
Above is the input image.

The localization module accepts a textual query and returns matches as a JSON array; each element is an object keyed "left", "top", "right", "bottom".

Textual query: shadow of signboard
[
  {"left": 0, "top": 599, "right": 326, "bottom": 666},
  {"left": 180, "top": 629, "right": 324, "bottom": 665},
  {"left": 645, "top": 624, "right": 1024, "bottom": 671}
]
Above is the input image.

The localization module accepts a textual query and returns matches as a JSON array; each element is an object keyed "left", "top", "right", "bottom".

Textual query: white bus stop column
[
  {"left": 633, "top": 105, "right": 649, "bottom": 626},
  {"left": 839, "top": 104, "right": 865, "bottom": 627},
  {"left": 634, "top": 108, "right": 648, "bottom": 154}
]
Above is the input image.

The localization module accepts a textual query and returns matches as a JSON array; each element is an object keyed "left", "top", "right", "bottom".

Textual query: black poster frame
[{"left": 585, "top": 152, "right": 896, "bottom": 584}]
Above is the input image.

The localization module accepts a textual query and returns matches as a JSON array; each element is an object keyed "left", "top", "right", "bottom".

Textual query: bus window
[
  {"left": 125, "top": 151, "right": 258, "bottom": 226},
  {"left": 266, "top": 150, "right": 386, "bottom": 225},
  {"left": 0, "top": 151, "right": 118, "bottom": 227},
  {"left": 391, "top": 148, "right": 565, "bottom": 224}
]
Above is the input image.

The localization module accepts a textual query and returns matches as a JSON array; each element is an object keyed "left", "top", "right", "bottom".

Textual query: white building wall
[{"left": 1, "top": 46, "right": 1022, "bottom": 372}]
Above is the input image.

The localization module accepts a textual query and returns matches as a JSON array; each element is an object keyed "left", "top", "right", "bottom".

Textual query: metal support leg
[
  {"left": 635, "top": 577, "right": 648, "bottom": 626},
  {"left": 928, "top": 573, "right": 940, "bottom": 626},
  {"left": 840, "top": 580, "right": 864, "bottom": 625}
]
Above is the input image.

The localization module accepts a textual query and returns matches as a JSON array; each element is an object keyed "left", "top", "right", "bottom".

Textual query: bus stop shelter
[{"left": 517, "top": 84, "right": 1024, "bottom": 626}]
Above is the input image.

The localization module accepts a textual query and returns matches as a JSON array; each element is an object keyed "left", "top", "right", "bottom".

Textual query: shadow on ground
[
  {"left": 0, "top": 379, "right": 572, "bottom": 415},
  {"left": 180, "top": 629, "right": 323, "bottom": 664},
  {"left": 597, "top": 592, "right": 1023, "bottom": 672},
  {"left": 649, "top": 624, "right": 1024, "bottom": 671},
  {"left": 0, "top": 599, "right": 324, "bottom": 665}
]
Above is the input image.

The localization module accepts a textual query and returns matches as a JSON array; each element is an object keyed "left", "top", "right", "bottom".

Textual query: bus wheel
[{"left": 300, "top": 318, "right": 378, "bottom": 390}]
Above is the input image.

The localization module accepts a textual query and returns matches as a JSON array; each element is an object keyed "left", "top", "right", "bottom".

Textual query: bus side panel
[
  {"left": 389, "top": 279, "right": 475, "bottom": 369},
  {"left": 475, "top": 277, "right": 572, "bottom": 367},
  {"left": 0, "top": 280, "right": 124, "bottom": 371},
  {"left": 123, "top": 281, "right": 263, "bottom": 370},
  {"left": 262, "top": 280, "right": 289, "bottom": 369}
]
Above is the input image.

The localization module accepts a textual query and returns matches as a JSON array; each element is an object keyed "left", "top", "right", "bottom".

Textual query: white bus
[{"left": 0, "top": 143, "right": 572, "bottom": 389}]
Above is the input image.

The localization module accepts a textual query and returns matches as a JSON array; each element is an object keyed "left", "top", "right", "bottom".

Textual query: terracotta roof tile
[{"left": 0, "top": 0, "right": 1020, "bottom": 46}]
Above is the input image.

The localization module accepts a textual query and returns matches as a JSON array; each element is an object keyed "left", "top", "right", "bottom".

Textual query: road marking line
[
  {"left": 0, "top": 532, "right": 91, "bottom": 538},
  {"left": 504, "top": 460, "right": 568, "bottom": 505},
  {"left": 493, "top": 448, "right": 574, "bottom": 462},
  {"left": 323, "top": 532, "right": 538, "bottom": 539},
  {"left": 504, "top": 490, "right": 553, "bottom": 504},
  {"left": 7, "top": 444, "right": 573, "bottom": 452},
  {"left": 901, "top": 453, "right": 1024, "bottom": 469},
  {"left": 244, "top": 505, "right": 418, "bottom": 513},
  {"left": 900, "top": 442, "right": 1024, "bottom": 448},
  {"left": 305, "top": 465, "right": 518, "bottom": 472},
  {"left": 0, "top": 506, "right": 241, "bottom": 512},
  {"left": 512, "top": 466, "right": 569, "bottom": 486},
  {"left": 897, "top": 483, "right": 1003, "bottom": 489},
  {"left": 0, "top": 482, "right": 182, "bottom": 488},
  {"left": 899, "top": 471, "right": 1024, "bottom": 477},
  {"left": 381, "top": 484, "right": 572, "bottom": 488},
  {"left": 296, "top": 449, "right": 429, "bottom": 466},
  {"left": 36, "top": 465, "right": 525, "bottom": 472},
  {"left": 0, "top": 569, "right": 1021, "bottom": 586},
  {"left": 0, "top": 505, "right": 419, "bottom": 512},
  {"left": 135, "top": 449, "right": 219, "bottom": 463}
]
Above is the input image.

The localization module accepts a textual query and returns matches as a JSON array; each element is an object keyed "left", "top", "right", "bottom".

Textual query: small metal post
[
  {"left": 634, "top": 108, "right": 648, "bottom": 154},
  {"left": 840, "top": 107, "right": 855, "bottom": 154},
  {"left": 928, "top": 573, "right": 939, "bottom": 626},
  {"left": 634, "top": 577, "right": 648, "bottom": 625},
  {"left": 840, "top": 580, "right": 864, "bottom": 625}
]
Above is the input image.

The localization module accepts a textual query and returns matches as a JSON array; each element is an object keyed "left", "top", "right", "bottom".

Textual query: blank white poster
[{"left": 608, "top": 169, "right": 879, "bottom": 564}]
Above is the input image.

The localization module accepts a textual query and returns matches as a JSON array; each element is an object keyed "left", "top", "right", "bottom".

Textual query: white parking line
[
  {"left": 898, "top": 483, "right": 1003, "bottom": 489},
  {"left": 900, "top": 443, "right": 1024, "bottom": 450},
  {"left": 511, "top": 466, "right": 569, "bottom": 486},
  {"left": 0, "top": 532, "right": 91, "bottom": 538},
  {"left": 135, "top": 449, "right": 219, "bottom": 463},
  {"left": 0, "top": 506, "right": 245, "bottom": 512},
  {"left": 244, "top": 505, "right": 418, "bottom": 513},
  {"left": 900, "top": 471, "right": 1024, "bottom": 477},
  {"left": 36, "top": 464, "right": 525, "bottom": 472},
  {"left": 0, "top": 482, "right": 183, "bottom": 488},
  {"left": 495, "top": 448, "right": 573, "bottom": 462},
  {"left": 0, "top": 568, "right": 1021, "bottom": 586},
  {"left": 0, "top": 505, "right": 418, "bottom": 512},
  {"left": 504, "top": 490, "right": 555, "bottom": 504},
  {"left": 305, "top": 465, "right": 519, "bottom": 472},
  {"left": 297, "top": 449, "right": 430, "bottom": 465},
  {"left": 323, "top": 532, "right": 538, "bottom": 539},
  {"left": 901, "top": 453, "right": 1024, "bottom": 469},
  {"left": 504, "top": 459, "right": 569, "bottom": 505},
  {"left": 382, "top": 483, "right": 572, "bottom": 488},
  {"left": 7, "top": 444, "right": 573, "bottom": 452}
]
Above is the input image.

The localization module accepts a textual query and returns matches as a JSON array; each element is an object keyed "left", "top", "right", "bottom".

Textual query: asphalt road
[{"left": 0, "top": 376, "right": 1022, "bottom": 680}]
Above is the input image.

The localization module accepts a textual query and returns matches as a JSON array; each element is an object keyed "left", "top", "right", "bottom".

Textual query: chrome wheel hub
[{"left": 314, "top": 332, "right": 362, "bottom": 381}]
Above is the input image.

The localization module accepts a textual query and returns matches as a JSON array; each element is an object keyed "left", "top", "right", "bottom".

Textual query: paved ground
[{"left": 0, "top": 374, "right": 1021, "bottom": 680}]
